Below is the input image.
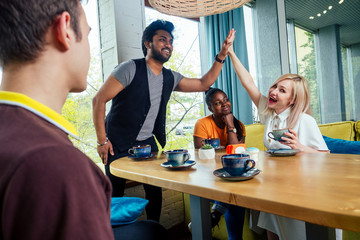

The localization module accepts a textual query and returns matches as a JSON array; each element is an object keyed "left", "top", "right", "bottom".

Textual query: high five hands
[{"left": 219, "top": 28, "right": 236, "bottom": 59}]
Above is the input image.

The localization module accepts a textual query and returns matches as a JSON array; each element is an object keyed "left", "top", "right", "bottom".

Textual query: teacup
[
  {"left": 267, "top": 128, "right": 290, "bottom": 142},
  {"left": 164, "top": 149, "right": 190, "bottom": 166},
  {"left": 221, "top": 154, "right": 255, "bottom": 176},
  {"left": 201, "top": 138, "right": 220, "bottom": 148},
  {"left": 128, "top": 145, "right": 151, "bottom": 158}
]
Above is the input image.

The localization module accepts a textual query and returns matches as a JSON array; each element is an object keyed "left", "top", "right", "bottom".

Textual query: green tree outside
[
  {"left": 163, "top": 51, "right": 203, "bottom": 151},
  {"left": 62, "top": 50, "right": 103, "bottom": 164},
  {"left": 296, "top": 30, "right": 321, "bottom": 122}
]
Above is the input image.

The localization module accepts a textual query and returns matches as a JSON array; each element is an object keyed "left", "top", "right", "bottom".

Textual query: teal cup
[
  {"left": 164, "top": 149, "right": 190, "bottom": 166},
  {"left": 221, "top": 154, "right": 255, "bottom": 176},
  {"left": 201, "top": 138, "right": 220, "bottom": 148},
  {"left": 128, "top": 145, "right": 151, "bottom": 158},
  {"left": 267, "top": 128, "right": 290, "bottom": 142}
]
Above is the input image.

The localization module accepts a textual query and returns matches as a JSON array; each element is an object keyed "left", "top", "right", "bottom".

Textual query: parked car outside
[
  {"left": 175, "top": 128, "right": 183, "bottom": 135},
  {"left": 175, "top": 125, "right": 194, "bottom": 135}
]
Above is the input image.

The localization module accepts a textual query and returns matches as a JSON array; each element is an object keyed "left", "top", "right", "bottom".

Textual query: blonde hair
[{"left": 263, "top": 74, "right": 311, "bottom": 129}]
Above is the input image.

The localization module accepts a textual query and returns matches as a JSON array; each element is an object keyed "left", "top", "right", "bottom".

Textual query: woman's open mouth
[{"left": 269, "top": 96, "right": 277, "bottom": 104}]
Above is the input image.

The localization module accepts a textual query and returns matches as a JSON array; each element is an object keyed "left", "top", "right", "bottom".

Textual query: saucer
[
  {"left": 161, "top": 160, "right": 196, "bottom": 170},
  {"left": 214, "top": 146, "right": 225, "bottom": 150},
  {"left": 266, "top": 149, "right": 300, "bottom": 157},
  {"left": 213, "top": 168, "right": 260, "bottom": 181},
  {"left": 129, "top": 153, "right": 156, "bottom": 160}
]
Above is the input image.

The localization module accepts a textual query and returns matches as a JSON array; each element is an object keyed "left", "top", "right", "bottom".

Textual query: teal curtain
[{"left": 204, "top": 7, "right": 253, "bottom": 124}]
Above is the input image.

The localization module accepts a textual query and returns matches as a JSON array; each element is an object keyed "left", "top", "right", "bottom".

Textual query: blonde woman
[{"left": 227, "top": 45, "right": 328, "bottom": 239}]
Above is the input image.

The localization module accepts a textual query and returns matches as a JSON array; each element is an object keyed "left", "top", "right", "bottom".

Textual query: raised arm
[
  {"left": 174, "top": 29, "right": 236, "bottom": 92},
  {"left": 228, "top": 46, "right": 262, "bottom": 108}
]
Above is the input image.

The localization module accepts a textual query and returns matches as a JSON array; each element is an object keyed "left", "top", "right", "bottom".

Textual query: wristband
[
  {"left": 97, "top": 137, "right": 109, "bottom": 146},
  {"left": 215, "top": 54, "right": 225, "bottom": 64}
]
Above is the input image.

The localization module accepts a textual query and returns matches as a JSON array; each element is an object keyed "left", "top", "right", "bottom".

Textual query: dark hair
[
  {"left": 205, "top": 87, "right": 244, "bottom": 142},
  {"left": 141, "top": 20, "right": 174, "bottom": 57},
  {"left": 205, "top": 87, "right": 226, "bottom": 107},
  {"left": 0, "top": 0, "right": 84, "bottom": 66}
]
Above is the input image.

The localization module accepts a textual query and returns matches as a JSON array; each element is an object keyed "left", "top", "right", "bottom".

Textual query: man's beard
[{"left": 151, "top": 45, "right": 171, "bottom": 63}]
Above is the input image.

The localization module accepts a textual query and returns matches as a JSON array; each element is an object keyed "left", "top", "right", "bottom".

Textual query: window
[
  {"left": 341, "top": 46, "right": 356, "bottom": 120},
  {"left": 294, "top": 27, "right": 321, "bottom": 122},
  {"left": 62, "top": 0, "right": 102, "bottom": 163},
  {"left": 244, "top": 5, "right": 258, "bottom": 122}
]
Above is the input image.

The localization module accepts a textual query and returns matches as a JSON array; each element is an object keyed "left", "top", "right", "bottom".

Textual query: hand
[
  {"left": 282, "top": 129, "right": 326, "bottom": 153},
  {"left": 222, "top": 113, "right": 234, "bottom": 128},
  {"left": 97, "top": 139, "right": 114, "bottom": 165},
  {"left": 219, "top": 28, "right": 236, "bottom": 59},
  {"left": 281, "top": 129, "right": 304, "bottom": 151}
]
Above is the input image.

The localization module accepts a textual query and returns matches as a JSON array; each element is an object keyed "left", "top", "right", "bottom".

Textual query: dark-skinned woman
[{"left": 192, "top": 88, "right": 246, "bottom": 240}]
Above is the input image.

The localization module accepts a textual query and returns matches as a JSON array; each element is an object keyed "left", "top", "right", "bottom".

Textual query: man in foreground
[{"left": 0, "top": 0, "right": 166, "bottom": 239}]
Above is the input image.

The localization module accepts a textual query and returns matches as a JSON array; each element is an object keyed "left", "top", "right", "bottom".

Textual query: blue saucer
[
  {"left": 128, "top": 153, "right": 156, "bottom": 160},
  {"left": 161, "top": 160, "right": 196, "bottom": 170},
  {"left": 213, "top": 168, "right": 260, "bottom": 181}
]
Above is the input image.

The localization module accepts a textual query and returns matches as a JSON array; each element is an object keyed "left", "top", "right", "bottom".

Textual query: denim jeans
[{"left": 213, "top": 201, "right": 245, "bottom": 240}]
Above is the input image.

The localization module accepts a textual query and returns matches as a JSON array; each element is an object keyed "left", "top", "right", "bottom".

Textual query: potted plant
[{"left": 198, "top": 144, "right": 215, "bottom": 160}]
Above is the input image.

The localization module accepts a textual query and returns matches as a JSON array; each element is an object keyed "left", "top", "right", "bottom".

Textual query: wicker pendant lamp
[{"left": 148, "top": 0, "right": 251, "bottom": 18}]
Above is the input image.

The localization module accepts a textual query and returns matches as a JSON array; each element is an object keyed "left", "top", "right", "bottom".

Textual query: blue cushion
[
  {"left": 323, "top": 135, "right": 360, "bottom": 154},
  {"left": 110, "top": 197, "right": 149, "bottom": 226}
]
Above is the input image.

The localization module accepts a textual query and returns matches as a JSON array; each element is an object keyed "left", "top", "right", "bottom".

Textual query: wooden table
[{"left": 110, "top": 150, "right": 360, "bottom": 239}]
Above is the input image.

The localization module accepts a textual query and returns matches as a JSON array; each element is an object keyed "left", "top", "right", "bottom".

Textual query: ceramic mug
[
  {"left": 221, "top": 153, "right": 255, "bottom": 176},
  {"left": 128, "top": 145, "right": 151, "bottom": 158},
  {"left": 201, "top": 138, "right": 220, "bottom": 148},
  {"left": 164, "top": 149, "right": 190, "bottom": 166},
  {"left": 268, "top": 128, "right": 290, "bottom": 142}
]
